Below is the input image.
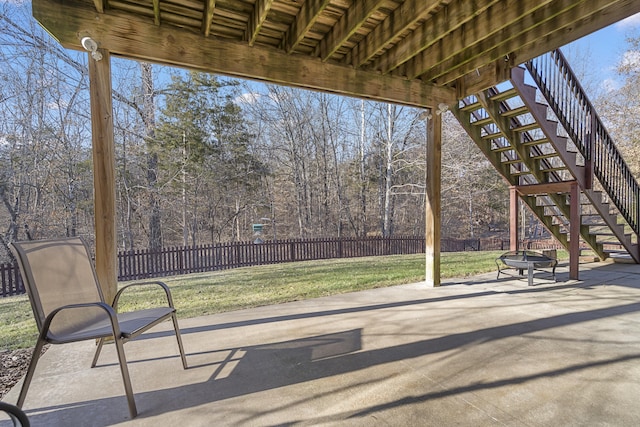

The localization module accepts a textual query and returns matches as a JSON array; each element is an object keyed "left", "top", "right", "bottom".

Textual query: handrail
[{"left": 526, "top": 49, "right": 640, "bottom": 235}]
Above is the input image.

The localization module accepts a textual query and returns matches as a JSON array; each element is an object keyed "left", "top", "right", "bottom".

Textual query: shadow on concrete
[{"left": 16, "top": 286, "right": 640, "bottom": 426}]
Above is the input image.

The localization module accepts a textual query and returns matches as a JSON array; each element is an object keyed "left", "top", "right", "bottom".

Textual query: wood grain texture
[
  {"left": 88, "top": 50, "right": 117, "bottom": 303},
  {"left": 425, "top": 110, "right": 441, "bottom": 287},
  {"left": 32, "top": 0, "right": 640, "bottom": 99},
  {"left": 33, "top": 0, "right": 455, "bottom": 107}
]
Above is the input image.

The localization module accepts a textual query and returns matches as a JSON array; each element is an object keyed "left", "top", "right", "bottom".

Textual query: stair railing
[{"left": 526, "top": 49, "right": 640, "bottom": 235}]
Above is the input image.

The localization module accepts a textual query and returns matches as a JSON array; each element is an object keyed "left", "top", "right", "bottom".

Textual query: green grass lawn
[{"left": 0, "top": 250, "right": 565, "bottom": 350}]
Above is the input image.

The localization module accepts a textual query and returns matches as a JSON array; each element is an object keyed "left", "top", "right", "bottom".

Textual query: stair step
[
  {"left": 490, "top": 88, "right": 518, "bottom": 102},
  {"left": 523, "top": 138, "right": 549, "bottom": 146},
  {"left": 472, "top": 116, "right": 494, "bottom": 127},
  {"left": 531, "top": 152, "right": 559, "bottom": 160},
  {"left": 501, "top": 105, "right": 529, "bottom": 118},
  {"left": 491, "top": 144, "right": 514, "bottom": 153},
  {"left": 547, "top": 213, "right": 568, "bottom": 220},
  {"left": 609, "top": 253, "right": 636, "bottom": 264},
  {"left": 482, "top": 131, "right": 504, "bottom": 140},
  {"left": 597, "top": 236, "right": 628, "bottom": 244},
  {"left": 606, "top": 249, "right": 629, "bottom": 255},
  {"left": 584, "top": 222, "right": 610, "bottom": 227},
  {"left": 584, "top": 223, "right": 608, "bottom": 228},
  {"left": 459, "top": 100, "right": 481, "bottom": 112},
  {"left": 541, "top": 166, "right": 568, "bottom": 173},
  {"left": 581, "top": 213, "right": 605, "bottom": 217},
  {"left": 590, "top": 231, "right": 617, "bottom": 236},
  {"left": 513, "top": 122, "right": 539, "bottom": 132},
  {"left": 536, "top": 201, "right": 556, "bottom": 207},
  {"left": 503, "top": 157, "right": 525, "bottom": 165}
]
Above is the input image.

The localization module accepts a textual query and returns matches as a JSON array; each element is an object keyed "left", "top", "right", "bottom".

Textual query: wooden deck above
[{"left": 32, "top": 0, "right": 640, "bottom": 108}]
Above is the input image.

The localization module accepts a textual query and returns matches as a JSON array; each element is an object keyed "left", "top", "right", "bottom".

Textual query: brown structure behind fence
[{"left": 2, "top": 235, "right": 525, "bottom": 297}]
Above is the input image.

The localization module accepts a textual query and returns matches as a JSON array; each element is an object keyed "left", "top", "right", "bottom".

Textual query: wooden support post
[
  {"left": 509, "top": 186, "right": 519, "bottom": 251},
  {"left": 88, "top": 49, "right": 118, "bottom": 304},
  {"left": 425, "top": 109, "right": 441, "bottom": 287},
  {"left": 569, "top": 182, "right": 580, "bottom": 280}
]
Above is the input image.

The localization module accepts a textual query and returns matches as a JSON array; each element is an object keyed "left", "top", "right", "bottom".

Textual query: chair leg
[
  {"left": 91, "top": 338, "right": 105, "bottom": 368},
  {"left": 171, "top": 313, "right": 188, "bottom": 369},
  {"left": 113, "top": 338, "right": 137, "bottom": 418},
  {"left": 16, "top": 337, "right": 47, "bottom": 409}
]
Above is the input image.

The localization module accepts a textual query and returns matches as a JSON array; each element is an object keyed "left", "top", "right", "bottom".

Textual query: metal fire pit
[{"left": 496, "top": 250, "right": 557, "bottom": 286}]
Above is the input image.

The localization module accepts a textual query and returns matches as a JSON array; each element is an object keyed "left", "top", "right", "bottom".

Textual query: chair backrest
[{"left": 10, "top": 237, "right": 105, "bottom": 338}]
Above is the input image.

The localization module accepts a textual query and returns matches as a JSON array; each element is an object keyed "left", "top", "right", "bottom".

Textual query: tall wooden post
[
  {"left": 425, "top": 109, "right": 441, "bottom": 287},
  {"left": 88, "top": 49, "right": 118, "bottom": 303},
  {"left": 510, "top": 186, "right": 519, "bottom": 251},
  {"left": 569, "top": 182, "right": 580, "bottom": 280}
]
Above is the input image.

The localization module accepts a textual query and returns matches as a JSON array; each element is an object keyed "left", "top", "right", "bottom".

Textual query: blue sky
[{"left": 565, "top": 12, "right": 640, "bottom": 93}]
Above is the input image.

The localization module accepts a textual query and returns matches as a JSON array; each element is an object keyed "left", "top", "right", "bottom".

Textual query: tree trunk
[
  {"left": 141, "top": 62, "right": 162, "bottom": 250},
  {"left": 382, "top": 104, "right": 394, "bottom": 237},
  {"left": 359, "top": 100, "right": 367, "bottom": 236}
]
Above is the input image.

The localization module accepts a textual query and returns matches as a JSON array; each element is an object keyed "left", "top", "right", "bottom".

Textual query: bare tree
[
  {"left": 0, "top": 5, "right": 93, "bottom": 258},
  {"left": 369, "top": 103, "right": 426, "bottom": 236},
  {"left": 441, "top": 112, "right": 508, "bottom": 238},
  {"left": 594, "top": 35, "right": 640, "bottom": 176}
]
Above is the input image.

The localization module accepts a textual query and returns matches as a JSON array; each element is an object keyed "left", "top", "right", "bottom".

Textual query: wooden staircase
[{"left": 451, "top": 49, "right": 640, "bottom": 263}]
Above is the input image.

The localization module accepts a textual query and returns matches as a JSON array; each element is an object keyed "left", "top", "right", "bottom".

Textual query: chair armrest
[
  {"left": 112, "top": 280, "right": 175, "bottom": 311},
  {"left": 46, "top": 301, "right": 116, "bottom": 321},
  {"left": 41, "top": 302, "right": 119, "bottom": 343},
  {"left": 0, "top": 401, "right": 30, "bottom": 427}
]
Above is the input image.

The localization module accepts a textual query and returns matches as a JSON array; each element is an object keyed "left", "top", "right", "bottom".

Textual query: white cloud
[
  {"left": 602, "top": 78, "right": 622, "bottom": 92},
  {"left": 616, "top": 12, "right": 640, "bottom": 29},
  {"left": 234, "top": 92, "right": 261, "bottom": 105},
  {"left": 620, "top": 50, "right": 640, "bottom": 68}
]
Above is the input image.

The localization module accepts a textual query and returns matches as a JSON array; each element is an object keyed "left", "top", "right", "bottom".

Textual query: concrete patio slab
[{"left": 3, "top": 260, "right": 640, "bottom": 426}]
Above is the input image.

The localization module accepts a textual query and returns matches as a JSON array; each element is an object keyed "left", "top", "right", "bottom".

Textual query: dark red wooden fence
[
  {"left": 1, "top": 235, "right": 517, "bottom": 297},
  {"left": 116, "top": 236, "right": 427, "bottom": 280},
  {"left": 0, "top": 262, "right": 23, "bottom": 298}
]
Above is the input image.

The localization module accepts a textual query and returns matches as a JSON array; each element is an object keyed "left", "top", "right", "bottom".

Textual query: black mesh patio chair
[{"left": 10, "top": 237, "right": 188, "bottom": 418}]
